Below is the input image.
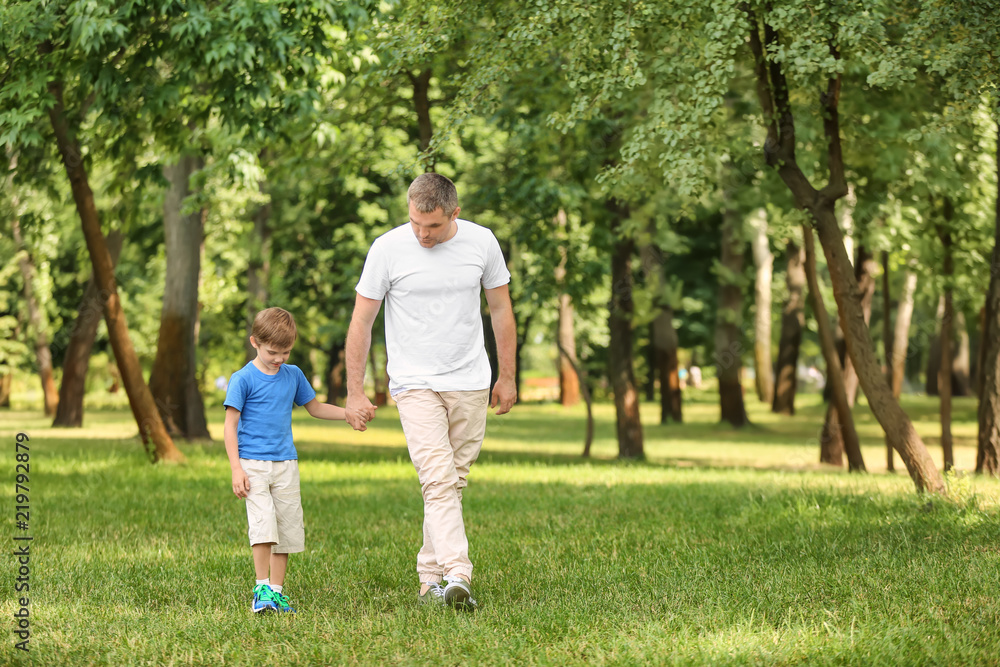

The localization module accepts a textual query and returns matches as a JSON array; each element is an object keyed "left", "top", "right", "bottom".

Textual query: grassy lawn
[{"left": 1, "top": 390, "right": 999, "bottom": 665}]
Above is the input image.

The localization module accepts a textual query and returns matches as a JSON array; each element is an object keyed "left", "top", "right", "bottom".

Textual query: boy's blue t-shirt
[{"left": 223, "top": 362, "right": 316, "bottom": 461}]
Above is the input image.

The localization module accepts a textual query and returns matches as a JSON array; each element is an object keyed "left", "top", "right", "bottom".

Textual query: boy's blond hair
[{"left": 251, "top": 307, "right": 297, "bottom": 349}]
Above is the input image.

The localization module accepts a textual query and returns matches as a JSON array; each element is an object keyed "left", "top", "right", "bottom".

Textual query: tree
[
  {"left": 772, "top": 239, "right": 806, "bottom": 414},
  {"left": 715, "top": 205, "right": 749, "bottom": 427},
  {"left": 607, "top": 197, "right": 644, "bottom": 458},
  {"left": 803, "top": 225, "right": 864, "bottom": 472},
  {"left": 6, "top": 152, "right": 59, "bottom": 416},
  {"left": 555, "top": 209, "right": 580, "bottom": 407},
  {"left": 890, "top": 267, "right": 918, "bottom": 398},
  {"left": 887, "top": 263, "right": 918, "bottom": 472},
  {"left": 937, "top": 207, "right": 955, "bottom": 471},
  {"left": 749, "top": 208, "right": 774, "bottom": 403},
  {"left": 744, "top": 3, "right": 940, "bottom": 491},
  {"left": 907, "top": 1, "right": 999, "bottom": 476},
  {"left": 2, "top": 1, "right": 371, "bottom": 461},
  {"left": 638, "top": 224, "right": 683, "bottom": 424},
  {"left": 53, "top": 230, "right": 123, "bottom": 427},
  {"left": 148, "top": 154, "right": 210, "bottom": 439},
  {"left": 979, "top": 126, "right": 1000, "bottom": 475},
  {"left": 820, "top": 242, "right": 875, "bottom": 467}
]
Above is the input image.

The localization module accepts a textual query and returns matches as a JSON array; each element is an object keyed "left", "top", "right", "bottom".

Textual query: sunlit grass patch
[{"left": 0, "top": 396, "right": 998, "bottom": 665}]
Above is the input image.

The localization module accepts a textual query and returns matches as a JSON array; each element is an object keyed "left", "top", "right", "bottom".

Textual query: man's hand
[
  {"left": 232, "top": 467, "right": 250, "bottom": 498},
  {"left": 490, "top": 377, "right": 517, "bottom": 415},
  {"left": 346, "top": 392, "right": 377, "bottom": 431}
]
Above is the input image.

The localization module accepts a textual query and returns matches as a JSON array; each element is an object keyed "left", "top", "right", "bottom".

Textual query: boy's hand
[{"left": 232, "top": 467, "right": 250, "bottom": 498}]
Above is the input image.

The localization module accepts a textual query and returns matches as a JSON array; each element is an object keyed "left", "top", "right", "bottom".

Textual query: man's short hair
[
  {"left": 407, "top": 173, "right": 459, "bottom": 215},
  {"left": 252, "top": 307, "right": 297, "bottom": 349}
]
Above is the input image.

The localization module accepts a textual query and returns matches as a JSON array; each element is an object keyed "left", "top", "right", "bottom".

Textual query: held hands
[
  {"left": 490, "top": 377, "right": 517, "bottom": 415},
  {"left": 232, "top": 467, "right": 250, "bottom": 498},
  {"left": 346, "top": 393, "right": 377, "bottom": 431}
]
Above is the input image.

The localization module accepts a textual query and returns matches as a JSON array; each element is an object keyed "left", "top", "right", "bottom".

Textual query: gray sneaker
[
  {"left": 418, "top": 582, "right": 446, "bottom": 607},
  {"left": 443, "top": 577, "right": 478, "bottom": 611}
]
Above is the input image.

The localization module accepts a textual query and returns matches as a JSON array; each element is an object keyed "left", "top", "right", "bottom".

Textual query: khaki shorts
[{"left": 240, "top": 458, "right": 305, "bottom": 554}]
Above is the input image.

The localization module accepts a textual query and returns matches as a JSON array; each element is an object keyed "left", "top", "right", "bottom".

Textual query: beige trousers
[{"left": 394, "top": 388, "right": 489, "bottom": 583}]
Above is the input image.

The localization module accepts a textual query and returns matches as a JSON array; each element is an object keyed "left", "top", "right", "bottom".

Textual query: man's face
[{"left": 409, "top": 202, "right": 459, "bottom": 248}]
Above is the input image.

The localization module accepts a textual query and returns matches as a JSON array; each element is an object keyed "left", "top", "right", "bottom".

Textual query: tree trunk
[
  {"left": 46, "top": 76, "right": 184, "bottom": 464},
  {"left": 749, "top": 208, "right": 774, "bottom": 403},
  {"left": 772, "top": 240, "right": 806, "bottom": 414},
  {"left": 655, "top": 307, "right": 682, "bottom": 423},
  {"left": 369, "top": 343, "right": 388, "bottom": 407},
  {"left": 976, "top": 125, "right": 1000, "bottom": 476},
  {"left": 940, "top": 294, "right": 955, "bottom": 471},
  {"left": 821, "top": 243, "right": 875, "bottom": 463},
  {"left": 639, "top": 232, "right": 683, "bottom": 423},
  {"left": 557, "top": 294, "right": 579, "bottom": 407},
  {"left": 53, "top": 231, "right": 124, "bottom": 427},
  {"left": 882, "top": 251, "right": 893, "bottom": 378},
  {"left": 555, "top": 342, "right": 594, "bottom": 457},
  {"left": 813, "top": 208, "right": 941, "bottom": 488},
  {"left": 0, "top": 372, "right": 10, "bottom": 407},
  {"left": 803, "top": 226, "right": 864, "bottom": 471},
  {"left": 326, "top": 341, "right": 346, "bottom": 403},
  {"left": 6, "top": 150, "right": 59, "bottom": 416},
  {"left": 937, "top": 214, "right": 955, "bottom": 470},
  {"left": 607, "top": 200, "right": 643, "bottom": 458},
  {"left": 553, "top": 208, "right": 580, "bottom": 406},
  {"left": 953, "top": 310, "right": 971, "bottom": 397},
  {"left": 926, "top": 296, "right": 945, "bottom": 396},
  {"left": 977, "top": 306, "right": 988, "bottom": 399},
  {"left": 891, "top": 269, "right": 918, "bottom": 398},
  {"left": 882, "top": 250, "right": 895, "bottom": 472},
  {"left": 245, "top": 174, "right": 271, "bottom": 363},
  {"left": 514, "top": 311, "right": 531, "bottom": 401},
  {"left": 644, "top": 330, "right": 656, "bottom": 402},
  {"left": 10, "top": 211, "right": 59, "bottom": 417},
  {"left": 149, "top": 155, "right": 210, "bottom": 440},
  {"left": 410, "top": 67, "right": 434, "bottom": 167},
  {"left": 715, "top": 208, "right": 749, "bottom": 427},
  {"left": 926, "top": 298, "right": 970, "bottom": 397}
]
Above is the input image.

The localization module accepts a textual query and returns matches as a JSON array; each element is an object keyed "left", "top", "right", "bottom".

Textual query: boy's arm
[
  {"left": 224, "top": 407, "right": 250, "bottom": 498},
  {"left": 303, "top": 398, "right": 359, "bottom": 426}
]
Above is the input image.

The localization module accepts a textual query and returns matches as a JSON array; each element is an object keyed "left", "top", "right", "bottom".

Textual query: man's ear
[{"left": 249, "top": 336, "right": 258, "bottom": 350}]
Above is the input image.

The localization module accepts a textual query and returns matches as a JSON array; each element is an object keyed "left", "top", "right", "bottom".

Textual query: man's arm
[
  {"left": 485, "top": 284, "right": 517, "bottom": 414},
  {"left": 224, "top": 407, "right": 250, "bottom": 498},
  {"left": 345, "top": 293, "right": 383, "bottom": 430}
]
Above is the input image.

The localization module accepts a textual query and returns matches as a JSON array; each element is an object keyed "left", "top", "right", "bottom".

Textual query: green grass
[{"left": 1, "top": 391, "right": 999, "bottom": 666}]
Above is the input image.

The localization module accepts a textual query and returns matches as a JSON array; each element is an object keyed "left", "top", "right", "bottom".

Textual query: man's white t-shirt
[{"left": 355, "top": 219, "right": 511, "bottom": 396}]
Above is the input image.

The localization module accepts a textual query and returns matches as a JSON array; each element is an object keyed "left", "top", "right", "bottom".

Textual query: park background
[{"left": 2, "top": 1, "right": 1000, "bottom": 665}]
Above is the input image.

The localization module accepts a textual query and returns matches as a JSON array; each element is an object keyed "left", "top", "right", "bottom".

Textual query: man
[{"left": 345, "top": 173, "right": 516, "bottom": 611}]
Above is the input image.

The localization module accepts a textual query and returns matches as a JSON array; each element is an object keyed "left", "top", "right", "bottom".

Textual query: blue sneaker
[
  {"left": 252, "top": 584, "right": 279, "bottom": 613},
  {"left": 273, "top": 591, "right": 296, "bottom": 613}
]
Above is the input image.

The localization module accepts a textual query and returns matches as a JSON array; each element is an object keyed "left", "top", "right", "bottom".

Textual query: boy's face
[{"left": 250, "top": 336, "right": 293, "bottom": 374}]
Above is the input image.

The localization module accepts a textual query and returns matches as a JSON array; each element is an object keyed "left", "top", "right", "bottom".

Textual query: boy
[{"left": 224, "top": 307, "right": 373, "bottom": 613}]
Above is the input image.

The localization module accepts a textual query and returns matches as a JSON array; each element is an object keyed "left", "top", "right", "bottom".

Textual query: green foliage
[{"left": 2, "top": 0, "right": 998, "bottom": 432}]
